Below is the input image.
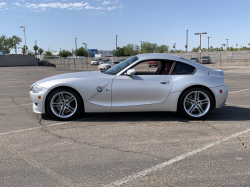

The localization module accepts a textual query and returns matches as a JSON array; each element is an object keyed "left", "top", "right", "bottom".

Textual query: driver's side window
[{"left": 132, "top": 60, "right": 174, "bottom": 75}]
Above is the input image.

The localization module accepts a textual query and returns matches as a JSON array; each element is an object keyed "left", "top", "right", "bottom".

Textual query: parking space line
[
  {"left": 229, "top": 88, "right": 250, "bottom": 93},
  {"left": 4, "top": 145, "right": 80, "bottom": 187},
  {"left": 104, "top": 127, "right": 250, "bottom": 187},
  {"left": 0, "top": 103, "right": 32, "bottom": 109},
  {"left": 0, "top": 115, "right": 109, "bottom": 137}
]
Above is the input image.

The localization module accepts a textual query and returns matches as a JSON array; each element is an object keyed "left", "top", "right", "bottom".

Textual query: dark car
[
  {"left": 98, "top": 59, "right": 110, "bottom": 65},
  {"left": 201, "top": 56, "right": 211, "bottom": 64},
  {"left": 148, "top": 61, "right": 160, "bottom": 67},
  {"left": 190, "top": 57, "right": 199, "bottom": 63},
  {"left": 39, "top": 60, "right": 56, "bottom": 67}
]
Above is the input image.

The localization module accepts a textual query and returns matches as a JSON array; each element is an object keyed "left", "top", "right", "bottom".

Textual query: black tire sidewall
[
  {"left": 178, "top": 88, "right": 214, "bottom": 120},
  {"left": 46, "top": 88, "right": 83, "bottom": 120}
]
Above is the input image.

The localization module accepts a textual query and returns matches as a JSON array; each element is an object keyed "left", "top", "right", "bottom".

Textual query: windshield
[
  {"left": 105, "top": 56, "right": 138, "bottom": 75},
  {"left": 201, "top": 56, "right": 208, "bottom": 58},
  {"left": 190, "top": 58, "right": 196, "bottom": 60},
  {"left": 105, "top": 61, "right": 113, "bottom": 64}
]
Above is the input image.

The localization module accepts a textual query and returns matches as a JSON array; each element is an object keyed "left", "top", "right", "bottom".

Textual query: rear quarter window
[{"left": 171, "top": 62, "right": 196, "bottom": 75}]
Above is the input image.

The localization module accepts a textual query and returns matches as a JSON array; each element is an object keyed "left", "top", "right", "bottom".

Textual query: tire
[
  {"left": 46, "top": 88, "right": 83, "bottom": 120},
  {"left": 178, "top": 88, "right": 214, "bottom": 120}
]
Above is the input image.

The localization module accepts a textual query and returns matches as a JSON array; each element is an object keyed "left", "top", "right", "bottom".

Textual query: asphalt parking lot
[{"left": 1, "top": 63, "right": 250, "bottom": 187}]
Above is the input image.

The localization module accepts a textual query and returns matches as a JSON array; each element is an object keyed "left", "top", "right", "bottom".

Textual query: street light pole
[
  {"left": 194, "top": 32, "right": 207, "bottom": 63},
  {"left": 225, "top": 39, "right": 229, "bottom": 51},
  {"left": 75, "top": 38, "right": 77, "bottom": 57},
  {"left": 173, "top": 43, "right": 176, "bottom": 52},
  {"left": 139, "top": 41, "right": 143, "bottom": 54},
  {"left": 186, "top": 30, "right": 188, "bottom": 52},
  {"left": 19, "top": 26, "right": 26, "bottom": 55},
  {"left": 116, "top": 35, "right": 118, "bottom": 58},
  {"left": 207, "top": 37, "right": 211, "bottom": 51}
]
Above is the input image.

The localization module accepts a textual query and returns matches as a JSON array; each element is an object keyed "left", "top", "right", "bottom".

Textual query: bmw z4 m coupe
[{"left": 30, "top": 53, "right": 228, "bottom": 120}]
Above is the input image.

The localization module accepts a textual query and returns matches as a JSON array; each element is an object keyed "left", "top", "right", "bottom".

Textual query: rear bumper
[{"left": 211, "top": 85, "right": 228, "bottom": 108}]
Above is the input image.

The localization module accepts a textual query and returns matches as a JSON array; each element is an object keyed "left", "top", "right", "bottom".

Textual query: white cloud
[
  {"left": 13, "top": 2, "right": 21, "bottom": 6},
  {"left": 102, "top": 0, "right": 110, "bottom": 5},
  {"left": 0, "top": 2, "right": 8, "bottom": 10},
  {"left": 25, "top": 2, "right": 89, "bottom": 10}
]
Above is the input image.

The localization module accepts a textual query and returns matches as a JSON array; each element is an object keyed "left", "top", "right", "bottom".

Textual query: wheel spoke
[
  {"left": 188, "top": 105, "right": 195, "bottom": 114},
  {"left": 197, "top": 104, "right": 204, "bottom": 114},
  {"left": 199, "top": 99, "right": 209, "bottom": 105},
  {"left": 66, "top": 105, "right": 75, "bottom": 112},
  {"left": 59, "top": 93, "right": 65, "bottom": 102},
  {"left": 186, "top": 98, "right": 194, "bottom": 104},
  {"left": 67, "top": 97, "right": 74, "bottom": 103},
  {"left": 194, "top": 91, "right": 199, "bottom": 100},
  {"left": 52, "top": 102, "right": 61, "bottom": 107},
  {"left": 59, "top": 106, "right": 66, "bottom": 116}
]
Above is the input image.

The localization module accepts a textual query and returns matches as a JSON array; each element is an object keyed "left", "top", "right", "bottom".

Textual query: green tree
[
  {"left": 33, "top": 45, "right": 38, "bottom": 55},
  {"left": 124, "top": 43, "right": 135, "bottom": 56},
  {"left": 191, "top": 46, "right": 200, "bottom": 52},
  {"left": 22, "top": 45, "right": 28, "bottom": 55},
  {"left": 156, "top": 44, "right": 169, "bottom": 53},
  {"left": 75, "top": 47, "right": 86, "bottom": 56},
  {"left": 141, "top": 42, "right": 158, "bottom": 53},
  {"left": 112, "top": 47, "right": 125, "bottom": 57},
  {"left": 58, "top": 50, "right": 72, "bottom": 57},
  {"left": 44, "top": 51, "right": 53, "bottom": 59},
  {"left": 134, "top": 44, "right": 140, "bottom": 54},
  {"left": 0, "top": 35, "right": 22, "bottom": 54},
  {"left": 38, "top": 48, "right": 44, "bottom": 56}
]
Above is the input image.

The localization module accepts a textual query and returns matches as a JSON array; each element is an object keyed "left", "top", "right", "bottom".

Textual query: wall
[{"left": 0, "top": 55, "right": 39, "bottom": 67}]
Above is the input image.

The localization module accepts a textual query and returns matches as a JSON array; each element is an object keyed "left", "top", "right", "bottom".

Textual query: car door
[{"left": 112, "top": 74, "right": 173, "bottom": 107}]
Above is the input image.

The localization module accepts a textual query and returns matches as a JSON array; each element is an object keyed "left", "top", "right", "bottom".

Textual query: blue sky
[{"left": 1, "top": 0, "right": 250, "bottom": 54}]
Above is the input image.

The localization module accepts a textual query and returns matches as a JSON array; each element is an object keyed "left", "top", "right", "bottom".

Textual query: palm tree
[
  {"left": 38, "top": 48, "right": 44, "bottom": 58},
  {"left": 33, "top": 45, "right": 38, "bottom": 55},
  {"left": 22, "top": 45, "right": 28, "bottom": 55}
]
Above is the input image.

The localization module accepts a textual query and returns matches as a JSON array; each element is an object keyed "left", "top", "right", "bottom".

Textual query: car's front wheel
[
  {"left": 46, "top": 88, "right": 83, "bottom": 120},
  {"left": 178, "top": 88, "right": 214, "bottom": 120}
]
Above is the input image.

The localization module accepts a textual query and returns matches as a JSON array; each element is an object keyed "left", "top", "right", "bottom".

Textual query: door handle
[{"left": 160, "top": 81, "right": 170, "bottom": 84}]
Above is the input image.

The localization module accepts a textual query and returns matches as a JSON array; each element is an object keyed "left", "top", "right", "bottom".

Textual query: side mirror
[{"left": 126, "top": 69, "right": 136, "bottom": 76}]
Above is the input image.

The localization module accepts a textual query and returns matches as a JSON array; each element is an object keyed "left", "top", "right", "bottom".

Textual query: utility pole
[
  {"left": 19, "top": 26, "right": 26, "bottom": 55},
  {"left": 186, "top": 30, "right": 188, "bottom": 52},
  {"left": 207, "top": 37, "right": 211, "bottom": 51},
  {"left": 139, "top": 41, "right": 143, "bottom": 54},
  {"left": 225, "top": 39, "right": 229, "bottom": 51},
  {"left": 116, "top": 35, "right": 118, "bottom": 57},
  {"left": 194, "top": 32, "right": 207, "bottom": 63},
  {"left": 173, "top": 43, "right": 176, "bottom": 52},
  {"left": 75, "top": 38, "right": 77, "bottom": 57}
]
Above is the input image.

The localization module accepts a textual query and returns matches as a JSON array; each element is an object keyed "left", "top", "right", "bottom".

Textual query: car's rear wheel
[
  {"left": 46, "top": 88, "right": 83, "bottom": 120},
  {"left": 178, "top": 88, "right": 214, "bottom": 120}
]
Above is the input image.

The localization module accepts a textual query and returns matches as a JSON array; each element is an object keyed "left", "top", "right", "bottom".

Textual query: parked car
[
  {"left": 91, "top": 59, "right": 101, "bottom": 65},
  {"left": 117, "top": 59, "right": 126, "bottom": 62},
  {"left": 148, "top": 61, "right": 159, "bottom": 67},
  {"left": 39, "top": 60, "right": 56, "bottom": 67},
  {"left": 190, "top": 58, "right": 199, "bottom": 63},
  {"left": 98, "top": 59, "right": 110, "bottom": 65},
  {"left": 201, "top": 56, "right": 211, "bottom": 64},
  {"left": 98, "top": 61, "right": 115, "bottom": 71},
  {"left": 30, "top": 53, "right": 228, "bottom": 120}
]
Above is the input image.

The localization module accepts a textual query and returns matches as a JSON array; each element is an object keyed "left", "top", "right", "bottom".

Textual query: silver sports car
[{"left": 30, "top": 54, "right": 228, "bottom": 120}]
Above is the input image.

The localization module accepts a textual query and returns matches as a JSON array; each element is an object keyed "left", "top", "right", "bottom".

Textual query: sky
[{"left": 1, "top": 0, "right": 250, "bottom": 54}]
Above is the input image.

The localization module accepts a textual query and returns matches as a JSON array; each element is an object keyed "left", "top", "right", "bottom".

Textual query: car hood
[{"left": 35, "top": 71, "right": 115, "bottom": 89}]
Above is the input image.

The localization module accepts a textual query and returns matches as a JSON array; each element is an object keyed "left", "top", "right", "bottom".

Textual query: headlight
[{"left": 30, "top": 84, "right": 44, "bottom": 93}]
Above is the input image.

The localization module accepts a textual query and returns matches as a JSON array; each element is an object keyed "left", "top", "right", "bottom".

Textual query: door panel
[{"left": 112, "top": 75, "right": 172, "bottom": 107}]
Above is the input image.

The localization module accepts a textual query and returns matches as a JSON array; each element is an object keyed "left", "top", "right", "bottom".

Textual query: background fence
[{"left": 43, "top": 50, "right": 250, "bottom": 71}]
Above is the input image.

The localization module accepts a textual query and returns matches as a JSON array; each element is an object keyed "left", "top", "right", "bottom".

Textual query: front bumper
[{"left": 29, "top": 88, "right": 49, "bottom": 114}]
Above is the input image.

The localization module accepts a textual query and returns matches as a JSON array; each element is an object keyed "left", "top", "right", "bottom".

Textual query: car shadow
[{"left": 41, "top": 106, "right": 250, "bottom": 122}]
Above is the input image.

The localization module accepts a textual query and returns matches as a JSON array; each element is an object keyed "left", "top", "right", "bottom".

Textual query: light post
[
  {"left": 236, "top": 44, "right": 238, "bottom": 50},
  {"left": 207, "top": 37, "right": 211, "bottom": 51},
  {"left": 75, "top": 38, "right": 77, "bottom": 57},
  {"left": 186, "top": 30, "right": 188, "bottom": 52},
  {"left": 194, "top": 32, "right": 207, "bottom": 63},
  {"left": 82, "top": 43, "right": 88, "bottom": 57},
  {"left": 225, "top": 39, "right": 229, "bottom": 51},
  {"left": 139, "top": 41, "right": 143, "bottom": 54},
  {"left": 116, "top": 35, "right": 118, "bottom": 58},
  {"left": 173, "top": 43, "right": 176, "bottom": 52},
  {"left": 19, "top": 26, "right": 26, "bottom": 55}
]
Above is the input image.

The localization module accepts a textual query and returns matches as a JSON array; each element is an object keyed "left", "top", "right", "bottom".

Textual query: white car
[
  {"left": 90, "top": 59, "right": 100, "bottom": 65},
  {"left": 98, "top": 61, "right": 115, "bottom": 71},
  {"left": 30, "top": 53, "right": 228, "bottom": 120}
]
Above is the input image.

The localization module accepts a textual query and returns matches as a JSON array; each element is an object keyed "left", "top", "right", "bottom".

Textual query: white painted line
[
  {"left": 0, "top": 115, "right": 108, "bottom": 136},
  {"left": 229, "top": 88, "right": 250, "bottom": 94},
  {"left": 0, "top": 92, "right": 28, "bottom": 96},
  {"left": 104, "top": 128, "right": 250, "bottom": 187},
  {"left": 0, "top": 103, "right": 32, "bottom": 109}
]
